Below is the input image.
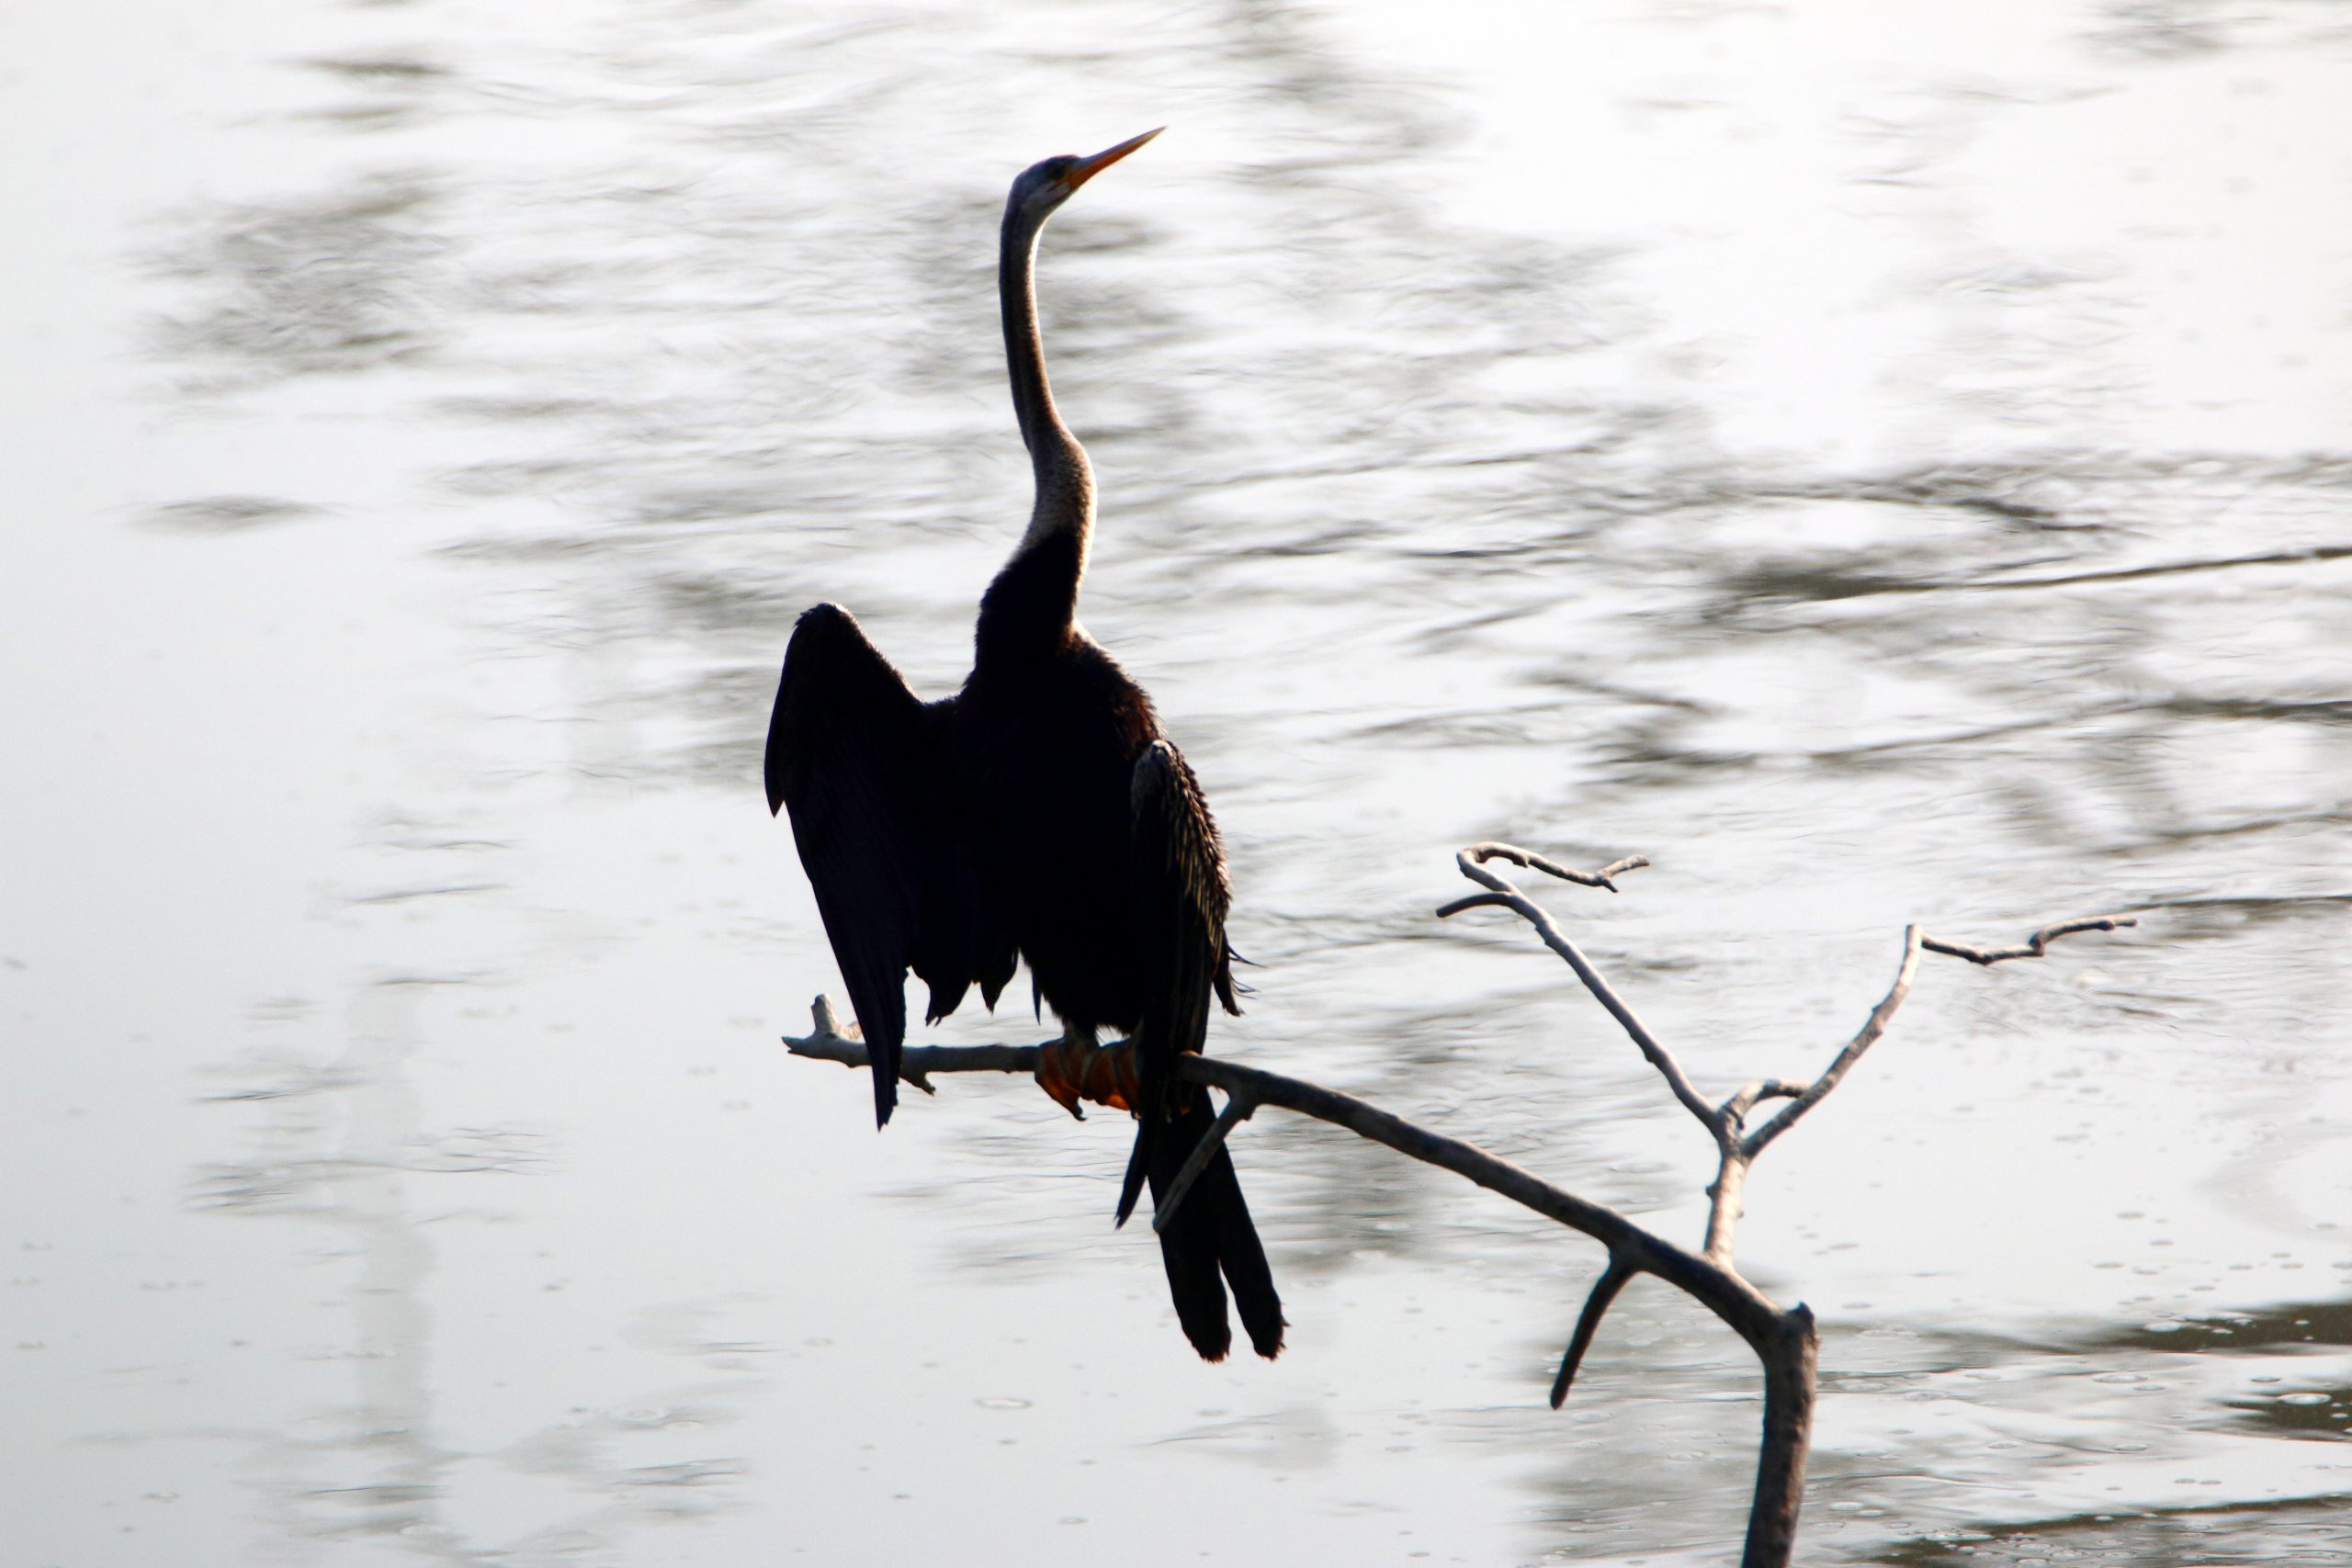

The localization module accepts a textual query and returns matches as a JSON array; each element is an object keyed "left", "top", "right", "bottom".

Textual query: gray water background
[{"left": 6, "top": 0, "right": 2351, "bottom": 1562}]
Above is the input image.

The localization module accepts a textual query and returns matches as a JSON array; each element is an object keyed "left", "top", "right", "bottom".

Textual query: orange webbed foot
[{"left": 1033, "top": 1037, "right": 1140, "bottom": 1118}]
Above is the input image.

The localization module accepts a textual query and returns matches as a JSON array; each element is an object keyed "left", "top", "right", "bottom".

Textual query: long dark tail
[{"left": 1120, "top": 1088, "right": 1284, "bottom": 1361}]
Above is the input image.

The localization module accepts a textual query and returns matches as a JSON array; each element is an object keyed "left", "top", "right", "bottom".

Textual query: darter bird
[{"left": 764, "top": 130, "right": 1283, "bottom": 1362}]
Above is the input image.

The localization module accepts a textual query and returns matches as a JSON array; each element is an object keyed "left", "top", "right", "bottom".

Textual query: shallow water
[{"left": 6, "top": 1, "right": 2351, "bottom": 1563}]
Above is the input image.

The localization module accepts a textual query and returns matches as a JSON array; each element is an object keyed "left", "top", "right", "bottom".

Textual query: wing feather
[{"left": 765, "top": 602, "right": 1008, "bottom": 1125}]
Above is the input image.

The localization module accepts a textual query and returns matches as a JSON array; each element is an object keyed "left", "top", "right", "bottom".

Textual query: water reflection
[
  {"left": 87, "top": 0, "right": 2352, "bottom": 1561},
  {"left": 198, "top": 976, "right": 762, "bottom": 1558},
  {"left": 147, "top": 172, "right": 449, "bottom": 394},
  {"left": 1885, "top": 1495, "right": 2352, "bottom": 1568},
  {"left": 141, "top": 495, "right": 327, "bottom": 533},
  {"left": 198, "top": 979, "right": 470, "bottom": 1551}
]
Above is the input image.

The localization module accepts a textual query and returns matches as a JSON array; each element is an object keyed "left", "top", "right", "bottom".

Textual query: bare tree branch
[
  {"left": 778, "top": 843, "right": 2142, "bottom": 1568},
  {"left": 783, "top": 998, "right": 1779, "bottom": 1335},
  {"left": 786, "top": 1011, "right": 1041, "bottom": 1081},
  {"left": 1552, "top": 1254, "right": 1635, "bottom": 1408},
  {"left": 784, "top": 994, "right": 1810, "bottom": 1564}
]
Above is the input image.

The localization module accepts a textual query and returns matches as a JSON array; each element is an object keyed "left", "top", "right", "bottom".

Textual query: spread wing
[{"left": 764, "top": 603, "right": 1012, "bottom": 1126}]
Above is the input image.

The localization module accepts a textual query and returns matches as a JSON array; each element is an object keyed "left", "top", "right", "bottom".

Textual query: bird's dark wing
[
  {"left": 765, "top": 603, "right": 1012, "bottom": 1127},
  {"left": 1118, "top": 739, "right": 1283, "bottom": 1360},
  {"left": 1125, "top": 738, "right": 1235, "bottom": 1066}
]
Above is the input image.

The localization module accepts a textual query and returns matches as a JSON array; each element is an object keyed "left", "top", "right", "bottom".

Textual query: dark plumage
[{"left": 763, "top": 131, "right": 1283, "bottom": 1361}]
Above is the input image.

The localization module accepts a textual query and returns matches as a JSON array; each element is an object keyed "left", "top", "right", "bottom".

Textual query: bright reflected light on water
[{"left": 3, "top": 0, "right": 2350, "bottom": 1563}]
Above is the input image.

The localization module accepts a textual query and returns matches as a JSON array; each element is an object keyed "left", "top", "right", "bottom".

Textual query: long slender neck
[{"left": 999, "top": 202, "right": 1094, "bottom": 575}]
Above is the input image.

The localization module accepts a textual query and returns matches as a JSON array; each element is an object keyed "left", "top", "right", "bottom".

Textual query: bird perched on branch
[{"left": 763, "top": 130, "right": 1283, "bottom": 1362}]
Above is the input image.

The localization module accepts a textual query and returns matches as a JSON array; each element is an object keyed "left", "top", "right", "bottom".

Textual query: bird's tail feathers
[
  {"left": 1114, "top": 1106, "right": 1153, "bottom": 1228},
  {"left": 870, "top": 1038, "right": 899, "bottom": 1127},
  {"left": 1144, "top": 1087, "right": 1284, "bottom": 1361}
]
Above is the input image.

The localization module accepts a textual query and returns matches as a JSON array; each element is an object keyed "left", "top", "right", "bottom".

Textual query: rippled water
[{"left": 7, "top": 1, "right": 2351, "bottom": 1563}]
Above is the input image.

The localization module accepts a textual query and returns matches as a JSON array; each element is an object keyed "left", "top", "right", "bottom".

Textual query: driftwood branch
[{"left": 779, "top": 844, "right": 2136, "bottom": 1568}]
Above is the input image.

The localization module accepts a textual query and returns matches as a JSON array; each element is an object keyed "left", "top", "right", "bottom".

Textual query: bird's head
[{"left": 1007, "top": 128, "right": 1162, "bottom": 229}]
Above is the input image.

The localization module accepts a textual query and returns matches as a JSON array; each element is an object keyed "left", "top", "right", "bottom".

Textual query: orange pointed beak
[{"left": 1060, "top": 127, "right": 1163, "bottom": 193}]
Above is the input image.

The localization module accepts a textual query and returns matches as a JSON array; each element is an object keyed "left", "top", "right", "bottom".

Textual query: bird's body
[
  {"left": 764, "top": 131, "right": 1283, "bottom": 1361},
  {"left": 961, "top": 623, "right": 1157, "bottom": 1029}
]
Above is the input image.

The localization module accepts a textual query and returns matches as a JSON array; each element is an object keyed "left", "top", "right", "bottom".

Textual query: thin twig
[
  {"left": 1434, "top": 890, "right": 1519, "bottom": 919},
  {"left": 1442, "top": 844, "right": 1718, "bottom": 1134},
  {"left": 1742, "top": 928, "right": 1923, "bottom": 1162},
  {"left": 1552, "top": 1254, "right": 1635, "bottom": 1408},
  {"left": 1720, "top": 1080, "right": 1805, "bottom": 1133},
  {"left": 1729, "top": 919, "right": 2134, "bottom": 1160},
  {"left": 1152, "top": 1094, "right": 1257, "bottom": 1232},
  {"left": 1922, "top": 914, "right": 2138, "bottom": 965},
  {"left": 786, "top": 1000, "right": 1041, "bottom": 1083},
  {"left": 1464, "top": 841, "right": 1651, "bottom": 893}
]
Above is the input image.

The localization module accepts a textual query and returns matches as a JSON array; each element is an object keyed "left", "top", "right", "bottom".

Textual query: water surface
[{"left": 6, "top": 1, "right": 2351, "bottom": 1562}]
